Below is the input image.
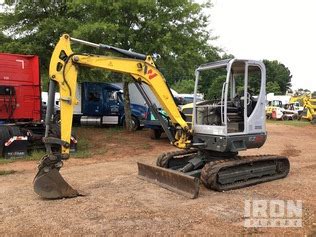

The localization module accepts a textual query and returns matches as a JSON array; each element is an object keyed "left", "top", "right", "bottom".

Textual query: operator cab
[{"left": 193, "top": 59, "right": 266, "bottom": 152}]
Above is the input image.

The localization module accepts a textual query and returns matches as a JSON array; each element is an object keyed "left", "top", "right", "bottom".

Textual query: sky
[{"left": 205, "top": 0, "right": 316, "bottom": 92}]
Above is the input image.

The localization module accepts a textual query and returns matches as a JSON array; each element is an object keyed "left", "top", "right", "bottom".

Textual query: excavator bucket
[
  {"left": 137, "top": 162, "right": 200, "bottom": 199},
  {"left": 33, "top": 167, "right": 79, "bottom": 199}
]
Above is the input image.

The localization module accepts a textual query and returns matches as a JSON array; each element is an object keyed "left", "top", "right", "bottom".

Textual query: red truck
[{"left": 0, "top": 53, "right": 76, "bottom": 158}]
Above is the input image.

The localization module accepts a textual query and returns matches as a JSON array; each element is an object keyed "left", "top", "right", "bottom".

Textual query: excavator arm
[
  {"left": 33, "top": 34, "right": 192, "bottom": 199},
  {"left": 52, "top": 34, "right": 190, "bottom": 154}
]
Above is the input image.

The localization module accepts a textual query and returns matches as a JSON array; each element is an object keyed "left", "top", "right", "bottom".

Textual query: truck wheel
[
  {"left": 132, "top": 117, "right": 140, "bottom": 131},
  {"left": 123, "top": 116, "right": 139, "bottom": 131},
  {"left": 150, "top": 129, "right": 162, "bottom": 140}
]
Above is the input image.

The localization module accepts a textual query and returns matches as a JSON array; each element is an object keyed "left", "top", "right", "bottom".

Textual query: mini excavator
[{"left": 33, "top": 34, "right": 290, "bottom": 199}]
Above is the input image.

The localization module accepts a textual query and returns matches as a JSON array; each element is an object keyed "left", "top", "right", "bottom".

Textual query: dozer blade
[
  {"left": 137, "top": 162, "right": 200, "bottom": 199},
  {"left": 33, "top": 168, "right": 80, "bottom": 199}
]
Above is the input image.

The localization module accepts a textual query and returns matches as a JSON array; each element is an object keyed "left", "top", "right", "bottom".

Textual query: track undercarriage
[{"left": 138, "top": 149, "right": 290, "bottom": 198}]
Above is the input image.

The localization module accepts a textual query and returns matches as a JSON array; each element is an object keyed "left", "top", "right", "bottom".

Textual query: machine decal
[{"left": 147, "top": 69, "right": 157, "bottom": 79}]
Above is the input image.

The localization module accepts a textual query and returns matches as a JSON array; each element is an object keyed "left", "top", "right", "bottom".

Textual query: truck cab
[{"left": 70, "top": 82, "right": 147, "bottom": 130}]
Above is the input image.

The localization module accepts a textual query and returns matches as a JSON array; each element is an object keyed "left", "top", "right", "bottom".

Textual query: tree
[
  {"left": 264, "top": 60, "right": 292, "bottom": 94},
  {"left": 240, "top": 60, "right": 292, "bottom": 95},
  {"left": 266, "top": 81, "right": 281, "bottom": 94},
  {"left": 0, "top": 0, "right": 220, "bottom": 131},
  {"left": 172, "top": 79, "right": 195, "bottom": 94},
  {"left": 206, "top": 75, "right": 226, "bottom": 99}
]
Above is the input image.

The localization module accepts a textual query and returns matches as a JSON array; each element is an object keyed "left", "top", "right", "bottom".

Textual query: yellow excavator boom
[
  {"left": 34, "top": 34, "right": 192, "bottom": 199},
  {"left": 51, "top": 34, "right": 190, "bottom": 155}
]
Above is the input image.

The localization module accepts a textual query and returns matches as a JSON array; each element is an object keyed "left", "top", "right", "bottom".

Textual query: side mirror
[{"left": 113, "top": 91, "right": 118, "bottom": 101}]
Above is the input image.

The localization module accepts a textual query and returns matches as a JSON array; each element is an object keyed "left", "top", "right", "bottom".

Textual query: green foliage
[
  {"left": 196, "top": 65, "right": 227, "bottom": 100},
  {"left": 26, "top": 150, "right": 46, "bottom": 161},
  {"left": 206, "top": 75, "right": 226, "bottom": 99},
  {"left": 0, "top": 0, "right": 220, "bottom": 87},
  {"left": 0, "top": 158, "right": 15, "bottom": 164},
  {"left": 0, "top": 0, "right": 220, "bottom": 132},
  {"left": 196, "top": 59, "right": 292, "bottom": 99},
  {"left": 0, "top": 150, "right": 45, "bottom": 164},
  {"left": 266, "top": 81, "right": 281, "bottom": 94},
  {"left": 0, "top": 170, "right": 16, "bottom": 175},
  {"left": 233, "top": 60, "right": 292, "bottom": 95},
  {"left": 172, "top": 79, "right": 195, "bottom": 93},
  {"left": 1, "top": 1, "right": 293, "bottom": 104},
  {"left": 234, "top": 60, "right": 292, "bottom": 95},
  {"left": 264, "top": 60, "right": 292, "bottom": 94}
]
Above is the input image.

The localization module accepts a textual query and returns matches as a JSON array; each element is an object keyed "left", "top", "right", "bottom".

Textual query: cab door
[
  {"left": 83, "top": 83, "right": 102, "bottom": 116},
  {"left": 102, "top": 88, "right": 120, "bottom": 124}
]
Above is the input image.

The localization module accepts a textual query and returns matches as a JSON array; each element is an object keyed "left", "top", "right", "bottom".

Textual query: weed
[
  {"left": 0, "top": 151, "right": 44, "bottom": 164},
  {"left": 26, "top": 150, "right": 46, "bottom": 161},
  {"left": 0, "top": 170, "right": 16, "bottom": 176},
  {"left": 0, "top": 159, "right": 15, "bottom": 164},
  {"left": 73, "top": 137, "right": 91, "bottom": 159},
  {"left": 0, "top": 126, "right": 123, "bottom": 161}
]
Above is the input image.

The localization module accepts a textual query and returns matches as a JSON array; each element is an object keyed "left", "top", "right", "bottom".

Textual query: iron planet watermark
[{"left": 244, "top": 199, "right": 303, "bottom": 228}]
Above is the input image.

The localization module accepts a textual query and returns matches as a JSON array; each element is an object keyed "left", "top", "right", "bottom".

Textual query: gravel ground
[{"left": 0, "top": 123, "right": 315, "bottom": 236}]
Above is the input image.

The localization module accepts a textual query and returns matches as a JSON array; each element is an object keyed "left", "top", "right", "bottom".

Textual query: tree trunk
[{"left": 123, "top": 80, "right": 133, "bottom": 131}]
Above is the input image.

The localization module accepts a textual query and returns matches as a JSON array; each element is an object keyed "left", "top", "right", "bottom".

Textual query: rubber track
[
  {"left": 156, "top": 149, "right": 198, "bottom": 168},
  {"left": 201, "top": 155, "right": 290, "bottom": 191}
]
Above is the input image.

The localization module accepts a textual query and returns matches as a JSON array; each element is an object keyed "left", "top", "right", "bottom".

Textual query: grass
[
  {"left": 73, "top": 138, "right": 107, "bottom": 159},
  {"left": 0, "top": 170, "right": 16, "bottom": 176},
  {"left": 72, "top": 126, "right": 123, "bottom": 159},
  {"left": 73, "top": 137, "right": 92, "bottom": 159},
  {"left": 0, "top": 158, "right": 15, "bottom": 165},
  {"left": 0, "top": 150, "right": 45, "bottom": 165},
  {"left": 266, "top": 119, "right": 311, "bottom": 127},
  {"left": 0, "top": 126, "right": 126, "bottom": 162},
  {"left": 25, "top": 150, "right": 46, "bottom": 161}
]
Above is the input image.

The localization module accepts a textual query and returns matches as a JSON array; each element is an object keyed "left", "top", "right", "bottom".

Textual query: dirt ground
[{"left": 0, "top": 123, "right": 315, "bottom": 236}]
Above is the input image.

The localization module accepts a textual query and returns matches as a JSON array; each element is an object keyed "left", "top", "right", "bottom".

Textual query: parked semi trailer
[{"left": 0, "top": 53, "right": 76, "bottom": 158}]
